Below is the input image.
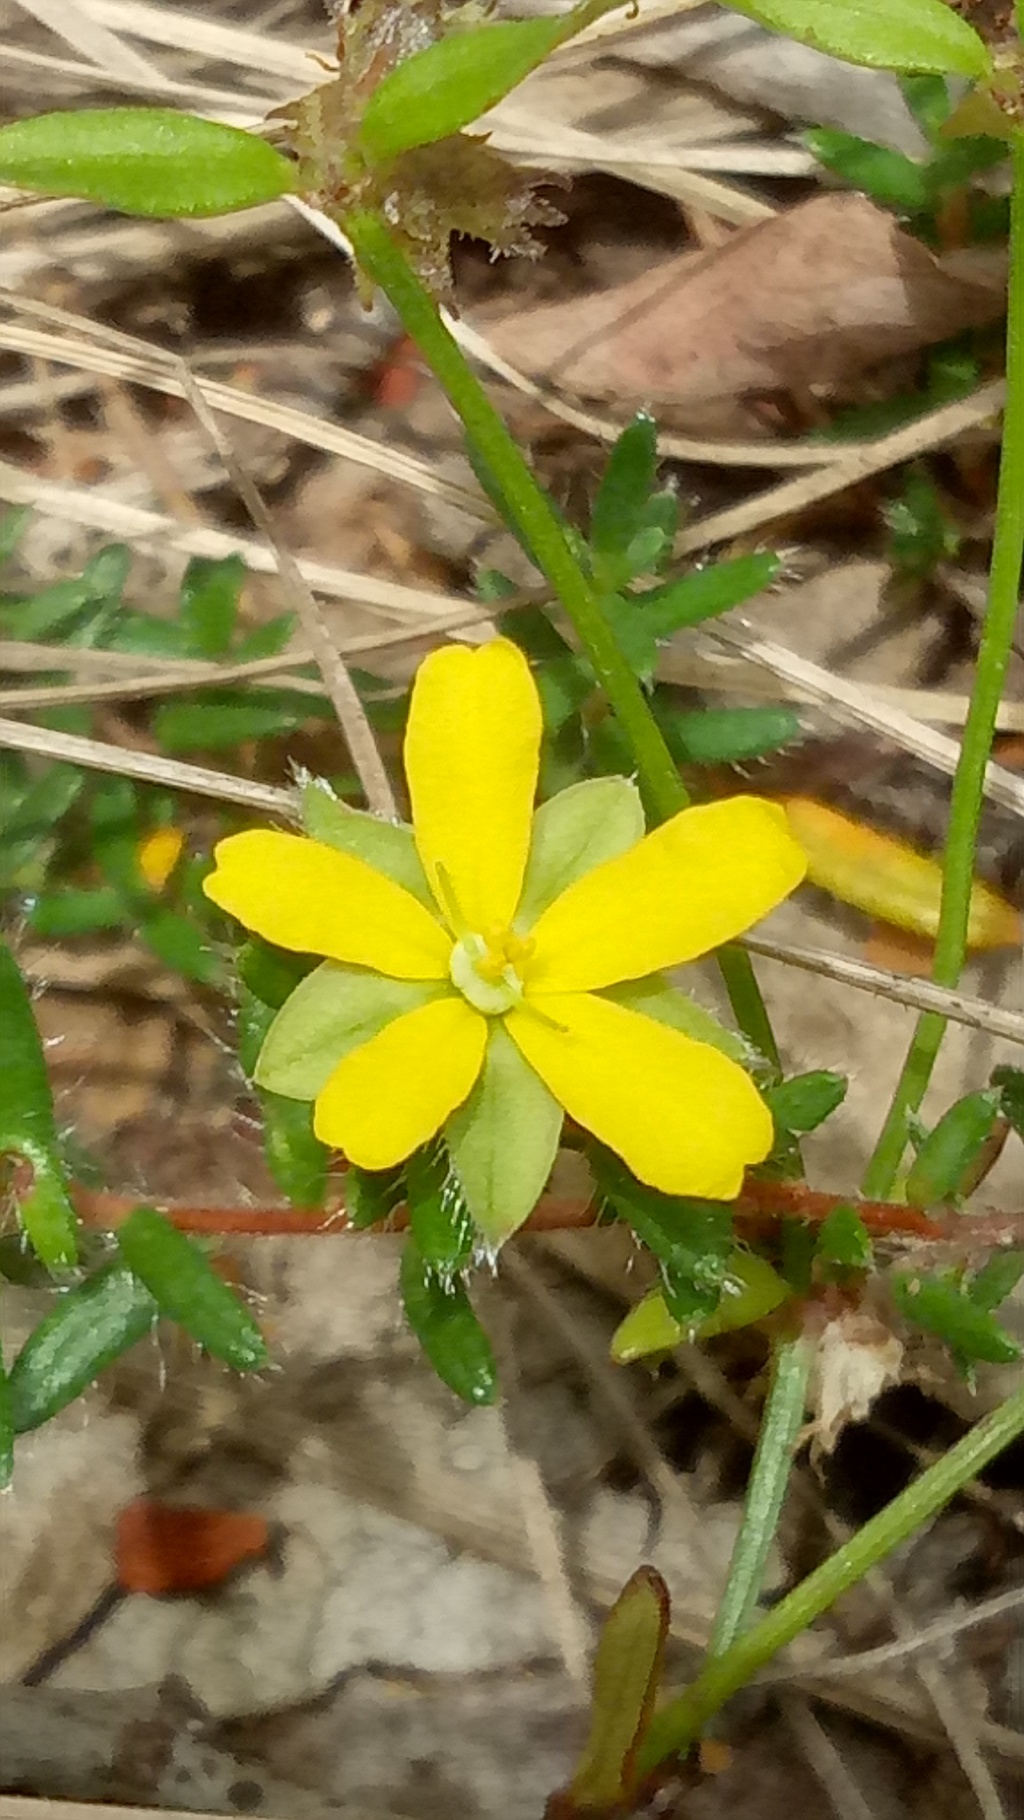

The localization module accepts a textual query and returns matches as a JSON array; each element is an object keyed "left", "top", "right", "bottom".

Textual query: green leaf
[
  {"left": 255, "top": 962, "right": 446, "bottom": 1100},
  {"left": 815, "top": 1203, "right": 873, "bottom": 1273},
  {"left": 1, "top": 543, "right": 129, "bottom": 641},
  {"left": 723, "top": 0, "right": 991, "bottom": 76},
  {"left": 116, "top": 1206, "right": 267, "bottom": 1370},
  {"left": 891, "top": 1271, "right": 1020, "bottom": 1365},
  {"left": 300, "top": 779, "right": 434, "bottom": 906},
  {"left": 399, "top": 1238, "right": 497, "bottom": 1405},
  {"left": 9, "top": 1264, "right": 157, "bottom": 1431},
  {"left": 884, "top": 466, "right": 959, "bottom": 579},
  {"left": 658, "top": 704, "right": 801, "bottom": 767},
  {"left": 900, "top": 74, "right": 952, "bottom": 137},
  {"left": 445, "top": 1023, "right": 563, "bottom": 1246},
  {"left": 0, "top": 763, "right": 86, "bottom": 888},
  {"left": 967, "top": 1251, "right": 1024, "bottom": 1313},
  {"left": 806, "top": 129, "right": 932, "bottom": 211},
  {"left": 612, "top": 1252, "right": 787, "bottom": 1362},
  {"left": 568, "top": 1567, "right": 670, "bottom": 1809},
  {"left": 991, "top": 1065, "right": 1024, "bottom": 1142},
  {"left": 406, "top": 1143, "right": 475, "bottom": 1275},
  {"left": 232, "top": 611, "right": 296, "bottom": 661},
  {"left": 904, "top": 1089, "right": 1000, "bottom": 1207},
  {"left": 0, "top": 109, "right": 296, "bottom": 217},
  {"left": 357, "top": 0, "right": 620, "bottom": 165},
  {"left": 600, "top": 977, "right": 751, "bottom": 1067},
  {"left": 590, "top": 415, "right": 659, "bottom": 564},
  {"left": 766, "top": 1071, "right": 848, "bottom": 1135},
  {"left": 346, "top": 1161, "right": 406, "bottom": 1228},
  {"left": 515, "top": 777, "right": 645, "bottom": 929},
  {"left": 178, "top": 554, "right": 245, "bottom": 658},
  {"left": 0, "top": 1339, "right": 12, "bottom": 1488},
  {"left": 237, "top": 937, "right": 316, "bottom": 1013},
  {"left": 638, "top": 551, "right": 780, "bottom": 637},
  {"left": 0, "top": 939, "right": 78, "bottom": 1269}
]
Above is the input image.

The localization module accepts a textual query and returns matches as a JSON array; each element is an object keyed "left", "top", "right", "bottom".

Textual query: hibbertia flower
[{"left": 204, "top": 638, "right": 806, "bottom": 1241}]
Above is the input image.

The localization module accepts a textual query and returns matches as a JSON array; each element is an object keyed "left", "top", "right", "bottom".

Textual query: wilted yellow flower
[{"left": 204, "top": 639, "right": 805, "bottom": 1240}]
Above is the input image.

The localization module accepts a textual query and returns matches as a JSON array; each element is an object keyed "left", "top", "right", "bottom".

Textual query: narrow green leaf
[
  {"left": 255, "top": 962, "right": 445, "bottom": 1101},
  {"left": 10, "top": 1265, "right": 157, "bottom": 1431},
  {"left": 639, "top": 551, "right": 780, "bottom": 636},
  {"left": 232, "top": 611, "right": 296, "bottom": 661},
  {"left": 140, "top": 908, "right": 221, "bottom": 987},
  {"left": 0, "top": 506, "right": 30, "bottom": 562},
  {"left": 116, "top": 1206, "right": 267, "bottom": 1370},
  {"left": 0, "top": 939, "right": 77, "bottom": 1268},
  {"left": 406, "top": 1143, "right": 474, "bottom": 1275},
  {"left": 900, "top": 74, "right": 952, "bottom": 138},
  {"left": 0, "top": 1340, "right": 12, "bottom": 1488},
  {"left": 594, "top": 1150, "right": 735, "bottom": 1327},
  {"left": 357, "top": 0, "right": 620, "bottom": 164},
  {"left": 568, "top": 1567, "right": 670, "bottom": 1809},
  {"left": 239, "top": 987, "right": 329, "bottom": 1207},
  {"left": 658, "top": 704, "right": 801, "bottom": 766},
  {"left": 967, "top": 1251, "right": 1024, "bottom": 1313},
  {"left": 400, "top": 1238, "right": 497, "bottom": 1405},
  {"left": 612, "top": 1253, "right": 787, "bottom": 1361},
  {"left": 516, "top": 777, "right": 644, "bottom": 929},
  {"left": 905, "top": 1089, "right": 1000, "bottom": 1207},
  {"left": 766, "top": 1071, "right": 848, "bottom": 1135},
  {"left": 237, "top": 938, "right": 316, "bottom": 1013},
  {"left": 300, "top": 779, "right": 434, "bottom": 906},
  {"left": 891, "top": 1271, "right": 1020, "bottom": 1365},
  {"left": 346, "top": 1161, "right": 406, "bottom": 1228},
  {"left": 806, "top": 129, "right": 932, "bottom": 211},
  {"left": 154, "top": 689, "right": 324, "bottom": 751},
  {"left": 724, "top": 0, "right": 991, "bottom": 77},
  {"left": 815, "top": 1203, "right": 873, "bottom": 1273},
  {"left": 445, "top": 1022, "right": 563, "bottom": 1245},
  {"left": 0, "top": 109, "right": 296, "bottom": 217},
  {"left": 590, "top": 414, "right": 659, "bottom": 563},
  {"left": 27, "top": 887, "right": 126, "bottom": 939},
  {"left": 177, "top": 554, "right": 245, "bottom": 657}
]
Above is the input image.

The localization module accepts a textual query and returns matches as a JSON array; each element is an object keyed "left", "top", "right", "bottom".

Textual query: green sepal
[
  {"left": 515, "top": 777, "right": 645, "bottom": 929},
  {"left": 0, "top": 109, "right": 296, "bottom": 217},
  {"left": 116, "top": 1206, "right": 267, "bottom": 1371},
  {"left": 445, "top": 1022, "right": 563, "bottom": 1247},
  {"left": 255, "top": 962, "right": 447, "bottom": 1101},
  {"left": 599, "top": 976, "right": 752, "bottom": 1068},
  {"left": 400, "top": 1238, "right": 498, "bottom": 1405},
  {"left": 300, "top": 778, "right": 434, "bottom": 907},
  {"left": 9, "top": 1264, "right": 157, "bottom": 1432},
  {"left": 239, "top": 987, "right": 329, "bottom": 1207}
]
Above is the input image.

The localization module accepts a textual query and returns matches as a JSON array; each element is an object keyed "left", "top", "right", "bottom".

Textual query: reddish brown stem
[{"left": 65, "top": 1178, "right": 1024, "bottom": 1247}]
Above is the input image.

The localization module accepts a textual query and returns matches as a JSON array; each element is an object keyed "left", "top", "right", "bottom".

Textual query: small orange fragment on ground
[
  {"left": 136, "top": 825, "right": 185, "bottom": 893},
  {"left": 116, "top": 1499, "right": 270, "bottom": 1594},
  {"left": 781, "top": 796, "right": 1021, "bottom": 952},
  {"left": 698, "top": 1739, "right": 733, "bottom": 1775}
]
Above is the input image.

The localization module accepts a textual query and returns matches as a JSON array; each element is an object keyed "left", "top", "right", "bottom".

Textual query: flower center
[{"left": 449, "top": 924, "right": 535, "bottom": 1015}]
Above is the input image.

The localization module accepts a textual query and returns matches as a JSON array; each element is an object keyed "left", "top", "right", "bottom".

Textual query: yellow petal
[
  {"left": 405, "top": 638, "right": 541, "bottom": 932},
  {"left": 527, "top": 797, "right": 806, "bottom": 993},
  {"left": 314, "top": 995, "right": 487, "bottom": 1169},
  {"left": 203, "top": 830, "right": 450, "bottom": 980},
  {"left": 506, "top": 992, "right": 772, "bottom": 1198}
]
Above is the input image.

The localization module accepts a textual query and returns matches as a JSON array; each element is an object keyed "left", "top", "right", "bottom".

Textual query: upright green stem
[
  {"left": 862, "top": 130, "right": 1024, "bottom": 1197},
  {"left": 344, "top": 209, "right": 779, "bottom": 1065},
  {"left": 706, "top": 1332, "right": 813, "bottom": 1658},
  {"left": 640, "top": 1372, "right": 1024, "bottom": 1767}
]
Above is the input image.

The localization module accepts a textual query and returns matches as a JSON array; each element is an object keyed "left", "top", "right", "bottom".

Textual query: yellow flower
[{"left": 204, "top": 639, "right": 806, "bottom": 1240}]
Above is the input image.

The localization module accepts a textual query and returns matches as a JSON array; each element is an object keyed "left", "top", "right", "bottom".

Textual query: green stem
[
  {"left": 862, "top": 130, "right": 1024, "bottom": 1197},
  {"left": 641, "top": 1373, "right": 1024, "bottom": 1768},
  {"left": 343, "top": 209, "right": 779, "bottom": 1065},
  {"left": 706, "top": 1332, "right": 812, "bottom": 1658}
]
